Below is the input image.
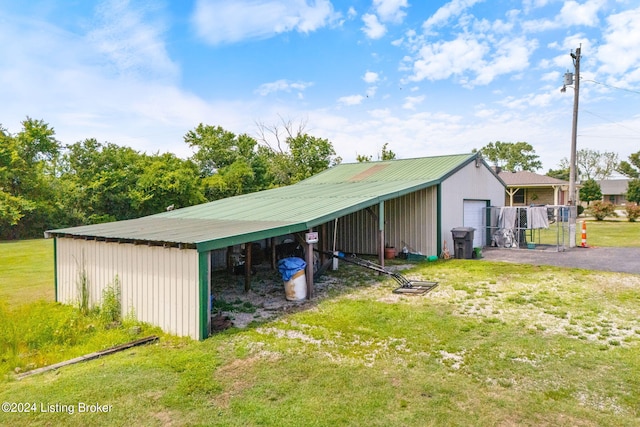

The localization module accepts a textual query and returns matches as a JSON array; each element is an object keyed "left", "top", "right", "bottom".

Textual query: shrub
[
  {"left": 100, "top": 276, "right": 122, "bottom": 325},
  {"left": 625, "top": 203, "right": 640, "bottom": 222},
  {"left": 587, "top": 201, "right": 618, "bottom": 221}
]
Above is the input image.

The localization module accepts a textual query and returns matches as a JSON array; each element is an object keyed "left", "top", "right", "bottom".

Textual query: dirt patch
[
  {"left": 210, "top": 261, "right": 415, "bottom": 330},
  {"left": 210, "top": 266, "right": 350, "bottom": 329}
]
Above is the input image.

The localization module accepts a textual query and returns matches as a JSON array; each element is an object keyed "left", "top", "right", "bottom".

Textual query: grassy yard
[
  {"left": 0, "top": 239, "right": 55, "bottom": 305},
  {"left": 1, "top": 235, "right": 639, "bottom": 426},
  {"left": 513, "top": 218, "right": 639, "bottom": 249}
]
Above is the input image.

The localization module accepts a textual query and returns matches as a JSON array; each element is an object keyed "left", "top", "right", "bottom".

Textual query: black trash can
[{"left": 451, "top": 227, "right": 475, "bottom": 259}]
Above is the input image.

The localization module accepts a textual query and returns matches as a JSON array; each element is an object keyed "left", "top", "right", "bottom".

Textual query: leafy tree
[
  {"left": 626, "top": 180, "right": 640, "bottom": 204},
  {"left": 133, "top": 153, "right": 205, "bottom": 215},
  {"left": 256, "top": 118, "right": 341, "bottom": 186},
  {"left": 579, "top": 178, "right": 602, "bottom": 205},
  {"left": 546, "top": 158, "right": 570, "bottom": 181},
  {"left": 617, "top": 151, "right": 640, "bottom": 178},
  {"left": 185, "top": 124, "right": 270, "bottom": 199},
  {"left": 357, "top": 143, "right": 397, "bottom": 162},
  {"left": 59, "top": 139, "right": 147, "bottom": 223},
  {"left": 546, "top": 167, "right": 569, "bottom": 181},
  {"left": 476, "top": 141, "right": 542, "bottom": 172},
  {"left": 575, "top": 149, "right": 619, "bottom": 180},
  {"left": 550, "top": 150, "right": 619, "bottom": 182},
  {"left": 287, "top": 133, "right": 339, "bottom": 182},
  {"left": 0, "top": 118, "right": 64, "bottom": 238},
  {"left": 617, "top": 151, "right": 640, "bottom": 204}
]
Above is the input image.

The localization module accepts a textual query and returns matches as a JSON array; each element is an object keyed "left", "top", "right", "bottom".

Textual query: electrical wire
[{"left": 583, "top": 79, "right": 640, "bottom": 95}]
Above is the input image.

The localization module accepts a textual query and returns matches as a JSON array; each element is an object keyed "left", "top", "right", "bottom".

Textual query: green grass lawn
[
  {"left": 524, "top": 219, "right": 639, "bottom": 248},
  {"left": 0, "top": 239, "right": 54, "bottom": 305},
  {"left": 580, "top": 219, "right": 640, "bottom": 247},
  {"left": 0, "top": 238, "right": 639, "bottom": 426}
]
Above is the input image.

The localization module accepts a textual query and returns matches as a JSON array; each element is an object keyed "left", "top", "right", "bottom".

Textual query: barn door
[{"left": 463, "top": 200, "right": 487, "bottom": 248}]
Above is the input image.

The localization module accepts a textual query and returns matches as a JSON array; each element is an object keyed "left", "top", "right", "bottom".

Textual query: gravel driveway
[{"left": 480, "top": 246, "right": 640, "bottom": 275}]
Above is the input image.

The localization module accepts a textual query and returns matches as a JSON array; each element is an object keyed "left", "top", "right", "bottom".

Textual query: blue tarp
[{"left": 277, "top": 257, "right": 306, "bottom": 281}]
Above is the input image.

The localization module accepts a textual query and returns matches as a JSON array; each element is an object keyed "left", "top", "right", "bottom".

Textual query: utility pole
[{"left": 568, "top": 46, "right": 581, "bottom": 207}]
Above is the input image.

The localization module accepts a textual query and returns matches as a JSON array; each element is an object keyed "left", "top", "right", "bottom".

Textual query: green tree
[
  {"left": 357, "top": 143, "right": 397, "bottom": 162},
  {"left": 617, "top": 151, "right": 640, "bottom": 204},
  {"left": 617, "top": 151, "right": 640, "bottom": 178},
  {"left": 133, "top": 153, "right": 205, "bottom": 215},
  {"left": 576, "top": 149, "right": 619, "bottom": 180},
  {"left": 626, "top": 180, "right": 640, "bottom": 204},
  {"left": 476, "top": 141, "right": 542, "bottom": 172},
  {"left": 579, "top": 178, "right": 602, "bottom": 205},
  {"left": 185, "top": 124, "right": 270, "bottom": 199},
  {"left": 59, "top": 139, "right": 146, "bottom": 223},
  {"left": 256, "top": 119, "right": 341, "bottom": 186},
  {"left": 0, "top": 118, "right": 64, "bottom": 238}
]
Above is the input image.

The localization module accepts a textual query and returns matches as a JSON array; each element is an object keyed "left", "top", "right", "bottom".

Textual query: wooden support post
[
  {"left": 320, "top": 223, "right": 327, "bottom": 265},
  {"left": 244, "top": 243, "right": 252, "bottom": 292},
  {"left": 270, "top": 237, "right": 277, "bottom": 269},
  {"left": 306, "top": 229, "right": 314, "bottom": 300},
  {"left": 226, "top": 245, "right": 233, "bottom": 272}
]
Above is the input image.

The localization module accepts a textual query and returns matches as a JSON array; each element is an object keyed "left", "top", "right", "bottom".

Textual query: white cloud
[
  {"left": 362, "top": 13, "right": 386, "bottom": 39},
  {"left": 595, "top": 7, "right": 640, "bottom": 78},
  {"left": 363, "top": 71, "right": 380, "bottom": 83},
  {"left": 402, "top": 95, "right": 425, "bottom": 110},
  {"left": 338, "top": 95, "right": 365, "bottom": 105},
  {"left": 255, "top": 79, "right": 314, "bottom": 96},
  {"left": 88, "top": 0, "right": 178, "bottom": 80},
  {"left": 409, "top": 35, "right": 488, "bottom": 83},
  {"left": 558, "top": 0, "right": 604, "bottom": 27},
  {"left": 422, "top": 0, "right": 483, "bottom": 33},
  {"left": 373, "top": 0, "right": 408, "bottom": 23},
  {"left": 472, "top": 37, "right": 533, "bottom": 85},
  {"left": 192, "top": 0, "right": 338, "bottom": 44},
  {"left": 523, "top": 0, "right": 605, "bottom": 32}
]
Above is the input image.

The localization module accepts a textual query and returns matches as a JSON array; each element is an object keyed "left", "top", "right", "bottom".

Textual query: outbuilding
[{"left": 46, "top": 153, "right": 505, "bottom": 339}]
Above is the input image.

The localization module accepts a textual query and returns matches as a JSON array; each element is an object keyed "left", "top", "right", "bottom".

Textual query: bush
[
  {"left": 625, "top": 203, "right": 640, "bottom": 222},
  {"left": 587, "top": 201, "right": 618, "bottom": 221},
  {"left": 100, "top": 276, "right": 122, "bottom": 325}
]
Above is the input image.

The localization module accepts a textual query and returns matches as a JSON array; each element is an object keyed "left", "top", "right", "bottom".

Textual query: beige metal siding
[
  {"left": 335, "top": 206, "right": 379, "bottom": 254},
  {"left": 441, "top": 162, "right": 505, "bottom": 251},
  {"left": 335, "top": 188, "right": 437, "bottom": 256},
  {"left": 56, "top": 238, "right": 200, "bottom": 339},
  {"left": 385, "top": 188, "right": 438, "bottom": 256}
]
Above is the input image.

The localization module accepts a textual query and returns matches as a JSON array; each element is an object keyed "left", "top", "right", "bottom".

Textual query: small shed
[{"left": 46, "top": 153, "right": 505, "bottom": 339}]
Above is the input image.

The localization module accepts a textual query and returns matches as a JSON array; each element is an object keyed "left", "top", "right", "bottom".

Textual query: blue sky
[{"left": 1, "top": 0, "right": 639, "bottom": 172}]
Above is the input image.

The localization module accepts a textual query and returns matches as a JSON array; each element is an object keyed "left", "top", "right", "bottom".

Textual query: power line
[
  {"left": 581, "top": 108, "right": 640, "bottom": 135},
  {"left": 583, "top": 79, "right": 640, "bottom": 95}
]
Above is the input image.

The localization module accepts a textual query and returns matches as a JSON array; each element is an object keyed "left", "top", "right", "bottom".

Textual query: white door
[{"left": 463, "top": 200, "right": 486, "bottom": 248}]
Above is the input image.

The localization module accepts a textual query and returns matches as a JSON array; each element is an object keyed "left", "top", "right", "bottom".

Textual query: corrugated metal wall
[
  {"left": 56, "top": 238, "right": 201, "bottom": 339},
  {"left": 440, "top": 162, "right": 506, "bottom": 252},
  {"left": 335, "top": 187, "right": 437, "bottom": 256}
]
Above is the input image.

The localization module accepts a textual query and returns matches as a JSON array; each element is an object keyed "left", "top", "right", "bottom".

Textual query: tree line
[
  {"left": 2, "top": 118, "right": 639, "bottom": 239},
  {"left": 0, "top": 117, "right": 341, "bottom": 239}
]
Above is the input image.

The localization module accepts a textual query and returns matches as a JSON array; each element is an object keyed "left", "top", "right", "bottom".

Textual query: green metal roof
[{"left": 47, "top": 153, "right": 479, "bottom": 251}]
